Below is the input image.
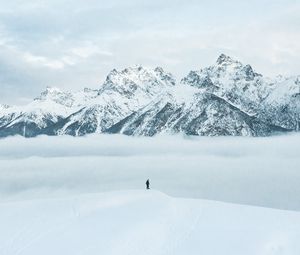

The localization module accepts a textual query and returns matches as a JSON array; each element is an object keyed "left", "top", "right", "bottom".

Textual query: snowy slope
[
  {"left": 0, "top": 105, "right": 18, "bottom": 128},
  {"left": 0, "top": 190, "right": 299, "bottom": 255},
  {"left": 107, "top": 89, "right": 285, "bottom": 136},
  {"left": 261, "top": 76, "right": 300, "bottom": 130}
]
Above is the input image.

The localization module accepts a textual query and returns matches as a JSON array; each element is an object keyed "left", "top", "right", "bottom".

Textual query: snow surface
[
  {"left": 0, "top": 190, "right": 300, "bottom": 255},
  {"left": 265, "top": 76, "right": 300, "bottom": 105}
]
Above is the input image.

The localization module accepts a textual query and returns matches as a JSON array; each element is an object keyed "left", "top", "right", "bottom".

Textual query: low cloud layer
[{"left": 0, "top": 133, "right": 299, "bottom": 211}]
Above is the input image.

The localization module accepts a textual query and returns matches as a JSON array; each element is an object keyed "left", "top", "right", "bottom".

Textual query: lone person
[{"left": 146, "top": 179, "right": 150, "bottom": 190}]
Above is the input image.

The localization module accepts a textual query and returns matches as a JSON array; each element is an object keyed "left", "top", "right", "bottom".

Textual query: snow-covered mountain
[
  {"left": 107, "top": 91, "right": 285, "bottom": 136},
  {"left": 44, "top": 66, "right": 176, "bottom": 136},
  {"left": 181, "top": 54, "right": 273, "bottom": 115},
  {"left": 0, "top": 55, "right": 299, "bottom": 137}
]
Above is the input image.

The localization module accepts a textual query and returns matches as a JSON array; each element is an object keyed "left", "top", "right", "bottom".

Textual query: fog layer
[{"left": 0, "top": 134, "right": 299, "bottom": 211}]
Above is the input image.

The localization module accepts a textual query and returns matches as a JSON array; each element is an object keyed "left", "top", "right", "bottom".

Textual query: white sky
[{"left": 0, "top": 0, "right": 299, "bottom": 104}]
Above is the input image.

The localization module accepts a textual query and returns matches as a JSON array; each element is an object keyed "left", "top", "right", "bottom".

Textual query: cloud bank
[{"left": 0, "top": 133, "right": 299, "bottom": 211}]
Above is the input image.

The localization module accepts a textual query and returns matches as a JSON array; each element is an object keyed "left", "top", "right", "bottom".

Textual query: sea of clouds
[{"left": 0, "top": 133, "right": 299, "bottom": 211}]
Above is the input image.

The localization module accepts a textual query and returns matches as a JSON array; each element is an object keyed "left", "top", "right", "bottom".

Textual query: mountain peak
[
  {"left": 36, "top": 86, "right": 74, "bottom": 107},
  {"left": 154, "top": 66, "right": 176, "bottom": 85},
  {"left": 216, "top": 54, "right": 238, "bottom": 65},
  {"left": 45, "top": 86, "right": 62, "bottom": 94},
  {"left": 105, "top": 65, "right": 174, "bottom": 85},
  {"left": 105, "top": 65, "right": 146, "bottom": 80},
  {"left": 37, "top": 86, "right": 65, "bottom": 99},
  {"left": 154, "top": 66, "right": 165, "bottom": 73},
  {"left": 122, "top": 65, "right": 144, "bottom": 74},
  {"left": 0, "top": 104, "right": 10, "bottom": 112}
]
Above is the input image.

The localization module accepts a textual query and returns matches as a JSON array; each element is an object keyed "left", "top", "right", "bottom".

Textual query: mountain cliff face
[{"left": 0, "top": 55, "right": 299, "bottom": 137}]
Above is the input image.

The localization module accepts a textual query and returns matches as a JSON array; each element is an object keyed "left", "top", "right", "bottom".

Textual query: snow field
[{"left": 0, "top": 190, "right": 300, "bottom": 255}]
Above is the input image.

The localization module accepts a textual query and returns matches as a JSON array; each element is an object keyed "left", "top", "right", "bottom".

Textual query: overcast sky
[{"left": 0, "top": 0, "right": 299, "bottom": 104}]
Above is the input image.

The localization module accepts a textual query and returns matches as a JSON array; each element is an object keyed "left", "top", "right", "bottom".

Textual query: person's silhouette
[{"left": 146, "top": 179, "right": 150, "bottom": 190}]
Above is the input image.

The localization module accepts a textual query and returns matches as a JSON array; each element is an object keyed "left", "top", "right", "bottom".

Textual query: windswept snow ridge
[{"left": 0, "top": 55, "right": 299, "bottom": 137}]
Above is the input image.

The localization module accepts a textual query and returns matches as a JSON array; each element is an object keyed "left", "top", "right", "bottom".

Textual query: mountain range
[{"left": 0, "top": 54, "right": 299, "bottom": 138}]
